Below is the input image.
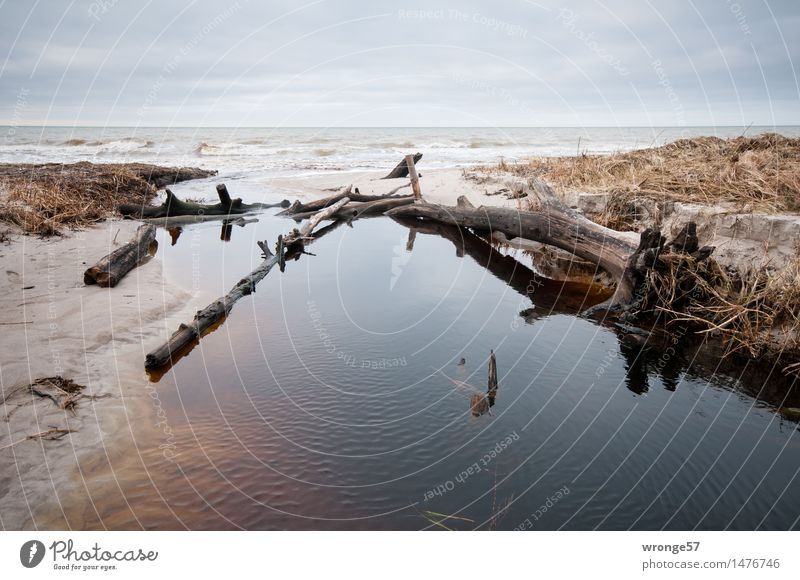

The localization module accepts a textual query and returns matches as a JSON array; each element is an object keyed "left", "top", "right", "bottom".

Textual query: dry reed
[
  {"left": 494, "top": 133, "right": 800, "bottom": 214},
  {"left": 0, "top": 162, "right": 215, "bottom": 235}
]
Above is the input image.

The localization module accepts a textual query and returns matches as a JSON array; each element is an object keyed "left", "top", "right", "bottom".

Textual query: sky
[{"left": 0, "top": 0, "right": 798, "bottom": 127}]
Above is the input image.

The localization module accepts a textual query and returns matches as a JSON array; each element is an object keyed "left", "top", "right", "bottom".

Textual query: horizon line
[{"left": 2, "top": 124, "right": 798, "bottom": 130}]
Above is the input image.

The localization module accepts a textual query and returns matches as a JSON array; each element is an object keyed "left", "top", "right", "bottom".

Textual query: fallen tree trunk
[
  {"left": 387, "top": 178, "right": 698, "bottom": 311},
  {"left": 390, "top": 216, "right": 611, "bottom": 314},
  {"left": 281, "top": 185, "right": 414, "bottom": 216},
  {"left": 120, "top": 184, "right": 290, "bottom": 219},
  {"left": 387, "top": 179, "right": 636, "bottom": 280},
  {"left": 145, "top": 218, "right": 344, "bottom": 374},
  {"left": 145, "top": 240, "right": 278, "bottom": 371},
  {"left": 290, "top": 196, "right": 414, "bottom": 222},
  {"left": 382, "top": 153, "right": 422, "bottom": 179},
  {"left": 84, "top": 224, "right": 156, "bottom": 287},
  {"left": 283, "top": 197, "right": 351, "bottom": 247}
]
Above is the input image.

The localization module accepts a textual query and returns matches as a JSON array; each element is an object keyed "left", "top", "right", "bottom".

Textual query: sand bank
[{"left": 0, "top": 219, "right": 211, "bottom": 528}]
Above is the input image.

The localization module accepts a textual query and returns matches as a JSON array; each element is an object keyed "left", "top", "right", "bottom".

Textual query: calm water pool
[{"left": 73, "top": 207, "right": 800, "bottom": 530}]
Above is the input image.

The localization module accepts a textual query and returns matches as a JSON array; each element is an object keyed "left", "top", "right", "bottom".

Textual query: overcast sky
[{"left": 0, "top": 0, "right": 798, "bottom": 127}]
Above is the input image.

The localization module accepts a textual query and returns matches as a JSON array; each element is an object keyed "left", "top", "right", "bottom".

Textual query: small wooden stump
[{"left": 405, "top": 154, "right": 422, "bottom": 201}]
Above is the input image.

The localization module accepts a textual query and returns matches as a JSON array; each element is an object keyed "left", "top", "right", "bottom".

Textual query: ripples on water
[{"left": 62, "top": 205, "right": 800, "bottom": 530}]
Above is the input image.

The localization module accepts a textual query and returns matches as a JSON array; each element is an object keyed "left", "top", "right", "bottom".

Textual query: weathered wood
[
  {"left": 282, "top": 186, "right": 414, "bottom": 217},
  {"left": 120, "top": 185, "right": 290, "bottom": 219},
  {"left": 387, "top": 179, "right": 637, "bottom": 284},
  {"left": 488, "top": 350, "right": 497, "bottom": 391},
  {"left": 290, "top": 196, "right": 414, "bottom": 222},
  {"left": 386, "top": 181, "right": 412, "bottom": 196},
  {"left": 283, "top": 197, "right": 351, "bottom": 247},
  {"left": 279, "top": 185, "right": 352, "bottom": 215},
  {"left": 216, "top": 183, "right": 233, "bottom": 207},
  {"left": 145, "top": 241, "right": 279, "bottom": 371},
  {"left": 84, "top": 224, "right": 156, "bottom": 287},
  {"left": 388, "top": 179, "right": 706, "bottom": 312},
  {"left": 456, "top": 195, "right": 474, "bottom": 208},
  {"left": 406, "top": 154, "right": 422, "bottom": 200},
  {"left": 391, "top": 216, "right": 611, "bottom": 315},
  {"left": 487, "top": 350, "right": 498, "bottom": 407},
  {"left": 381, "top": 152, "right": 422, "bottom": 179},
  {"left": 145, "top": 220, "right": 343, "bottom": 374}
]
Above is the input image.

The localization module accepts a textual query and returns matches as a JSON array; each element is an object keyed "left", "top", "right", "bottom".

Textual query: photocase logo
[{"left": 20, "top": 540, "right": 46, "bottom": 568}]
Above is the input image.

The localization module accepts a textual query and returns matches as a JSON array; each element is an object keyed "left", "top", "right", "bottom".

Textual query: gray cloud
[{"left": 0, "top": 0, "right": 797, "bottom": 126}]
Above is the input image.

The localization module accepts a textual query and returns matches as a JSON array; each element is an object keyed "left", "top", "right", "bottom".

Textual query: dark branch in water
[{"left": 119, "top": 183, "right": 290, "bottom": 220}]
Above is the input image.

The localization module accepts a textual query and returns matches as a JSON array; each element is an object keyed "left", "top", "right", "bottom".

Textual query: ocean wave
[
  {"left": 366, "top": 141, "right": 415, "bottom": 149},
  {"left": 469, "top": 139, "right": 511, "bottom": 148},
  {"left": 313, "top": 148, "right": 337, "bottom": 157},
  {"left": 194, "top": 141, "right": 243, "bottom": 156}
]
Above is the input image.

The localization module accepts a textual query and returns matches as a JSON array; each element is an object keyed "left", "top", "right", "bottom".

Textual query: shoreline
[{"left": 0, "top": 218, "right": 214, "bottom": 528}]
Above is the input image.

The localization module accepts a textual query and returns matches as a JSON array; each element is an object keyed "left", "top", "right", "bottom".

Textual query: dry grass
[
  {"left": 0, "top": 162, "right": 215, "bottom": 235},
  {"left": 638, "top": 251, "right": 800, "bottom": 363},
  {"left": 495, "top": 133, "right": 800, "bottom": 214}
]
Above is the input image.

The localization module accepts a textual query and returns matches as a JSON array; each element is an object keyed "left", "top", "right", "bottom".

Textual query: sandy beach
[{"left": 0, "top": 217, "right": 217, "bottom": 528}]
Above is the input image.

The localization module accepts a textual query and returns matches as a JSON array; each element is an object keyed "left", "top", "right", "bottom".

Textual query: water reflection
[
  {"left": 391, "top": 216, "right": 612, "bottom": 316},
  {"left": 392, "top": 215, "right": 800, "bottom": 415},
  {"left": 54, "top": 212, "right": 800, "bottom": 531}
]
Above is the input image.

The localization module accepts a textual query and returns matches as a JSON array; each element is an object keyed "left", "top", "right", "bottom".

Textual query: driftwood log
[
  {"left": 145, "top": 202, "right": 347, "bottom": 373},
  {"left": 382, "top": 153, "right": 422, "bottom": 179},
  {"left": 283, "top": 197, "right": 351, "bottom": 248},
  {"left": 388, "top": 178, "right": 704, "bottom": 312},
  {"left": 145, "top": 240, "right": 278, "bottom": 371},
  {"left": 487, "top": 349, "right": 498, "bottom": 406},
  {"left": 391, "top": 216, "right": 610, "bottom": 315},
  {"left": 289, "top": 196, "right": 415, "bottom": 222},
  {"left": 280, "top": 184, "right": 416, "bottom": 217},
  {"left": 120, "top": 184, "right": 290, "bottom": 219},
  {"left": 84, "top": 224, "right": 156, "bottom": 287}
]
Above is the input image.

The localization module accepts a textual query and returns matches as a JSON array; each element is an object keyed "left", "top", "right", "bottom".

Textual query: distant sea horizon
[{"left": 2, "top": 125, "right": 798, "bottom": 180}]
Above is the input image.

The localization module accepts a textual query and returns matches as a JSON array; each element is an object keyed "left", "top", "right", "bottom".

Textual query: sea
[{"left": 2, "top": 126, "right": 799, "bottom": 179}]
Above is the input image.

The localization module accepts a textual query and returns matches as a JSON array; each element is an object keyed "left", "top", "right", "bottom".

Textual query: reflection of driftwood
[
  {"left": 388, "top": 179, "right": 703, "bottom": 312},
  {"left": 84, "top": 224, "right": 156, "bottom": 287},
  {"left": 438, "top": 351, "right": 499, "bottom": 418},
  {"left": 146, "top": 219, "right": 343, "bottom": 375},
  {"left": 388, "top": 179, "right": 635, "bottom": 287},
  {"left": 469, "top": 351, "right": 499, "bottom": 416},
  {"left": 382, "top": 153, "right": 422, "bottom": 179},
  {"left": 145, "top": 240, "right": 279, "bottom": 371},
  {"left": 120, "top": 184, "right": 289, "bottom": 219},
  {"left": 470, "top": 393, "right": 490, "bottom": 416},
  {"left": 391, "top": 216, "right": 611, "bottom": 315}
]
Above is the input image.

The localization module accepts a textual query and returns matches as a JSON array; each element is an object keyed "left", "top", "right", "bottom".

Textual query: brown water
[{"left": 61, "top": 209, "right": 800, "bottom": 530}]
